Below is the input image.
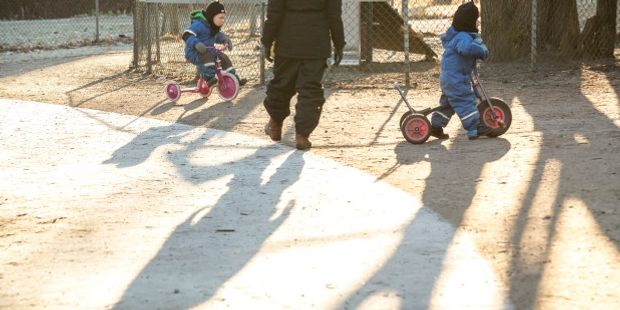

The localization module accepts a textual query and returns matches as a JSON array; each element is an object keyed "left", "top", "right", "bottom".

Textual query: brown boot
[
  {"left": 264, "top": 119, "right": 282, "bottom": 141},
  {"left": 295, "top": 134, "right": 312, "bottom": 150}
]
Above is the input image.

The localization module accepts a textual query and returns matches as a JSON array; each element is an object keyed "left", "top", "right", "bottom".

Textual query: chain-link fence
[
  {"left": 133, "top": 0, "right": 265, "bottom": 83},
  {"left": 134, "top": 0, "right": 619, "bottom": 86},
  {"left": 0, "top": 0, "right": 133, "bottom": 52},
  {"left": 133, "top": 0, "right": 462, "bottom": 85},
  {"left": 533, "top": 0, "right": 619, "bottom": 62},
  {"left": 1, "top": 0, "right": 618, "bottom": 84}
]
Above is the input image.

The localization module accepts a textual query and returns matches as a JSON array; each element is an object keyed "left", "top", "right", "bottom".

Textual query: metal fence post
[
  {"left": 155, "top": 4, "right": 161, "bottom": 65},
  {"left": 260, "top": 1, "right": 266, "bottom": 85},
  {"left": 363, "top": 3, "right": 374, "bottom": 65},
  {"left": 146, "top": 4, "right": 153, "bottom": 74},
  {"left": 402, "top": 0, "right": 410, "bottom": 87},
  {"left": 133, "top": 3, "right": 139, "bottom": 69},
  {"left": 531, "top": 0, "right": 537, "bottom": 71},
  {"left": 95, "top": 0, "right": 100, "bottom": 42}
]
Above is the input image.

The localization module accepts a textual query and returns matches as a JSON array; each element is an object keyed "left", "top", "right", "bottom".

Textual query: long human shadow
[
  {"left": 103, "top": 79, "right": 316, "bottom": 308},
  {"left": 499, "top": 58, "right": 620, "bottom": 308},
  {"left": 340, "top": 138, "right": 511, "bottom": 309},
  {"left": 102, "top": 84, "right": 267, "bottom": 168},
  {"left": 109, "top": 126, "right": 305, "bottom": 308}
]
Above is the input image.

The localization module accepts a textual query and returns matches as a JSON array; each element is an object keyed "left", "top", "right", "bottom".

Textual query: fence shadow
[{"left": 0, "top": 46, "right": 132, "bottom": 78}]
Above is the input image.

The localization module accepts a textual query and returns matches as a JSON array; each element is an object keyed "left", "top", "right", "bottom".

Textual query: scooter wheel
[
  {"left": 478, "top": 98, "right": 512, "bottom": 137},
  {"left": 399, "top": 111, "right": 412, "bottom": 128},
  {"left": 401, "top": 114, "right": 431, "bottom": 144},
  {"left": 217, "top": 72, "right": 240, "bottom": 102},
  {"left": 164, "top": 81, "right": 181, "bottom": 102}
]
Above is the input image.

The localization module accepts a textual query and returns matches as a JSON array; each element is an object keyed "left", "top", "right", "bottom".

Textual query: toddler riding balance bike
[
  {"left": 164, "top": 45, "right": 240, "bottom": 103},
  {"left": 397, "top": 65, "right": 512, "bottom": 144}
]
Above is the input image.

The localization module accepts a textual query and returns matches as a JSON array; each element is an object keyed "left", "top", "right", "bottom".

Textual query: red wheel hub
[
  {"left": 484, "top": 107, "right": 505, "bottom": 128},
  {"left": 404, "top": 118, "right": 429, "bottom": 142}
]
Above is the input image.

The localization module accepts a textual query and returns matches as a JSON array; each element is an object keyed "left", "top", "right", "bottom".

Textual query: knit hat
[
  {"left": 204, "top": 1, "right": 225, "bottom": 36},
  {"left": 452, "top": 1, "right": 479, "bottom": 33}
]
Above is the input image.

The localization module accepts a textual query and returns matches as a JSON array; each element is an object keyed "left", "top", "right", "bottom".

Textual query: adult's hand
[
  {"left": 264, "top": 43, "right": 274, "bottom": 62},
  {"left": 195, "top": 42, "right": 207, "bottom": 54},
  {"left": 333, "top": 48, "right": 343, "bottom": 66}
]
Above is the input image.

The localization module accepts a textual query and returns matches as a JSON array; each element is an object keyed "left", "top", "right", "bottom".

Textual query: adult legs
[
  {"left": 263, "top": 57, "right": 300, "bottom": 141},
  {"left": 293, "top": 59, "right": 327, "bottom": 138}
]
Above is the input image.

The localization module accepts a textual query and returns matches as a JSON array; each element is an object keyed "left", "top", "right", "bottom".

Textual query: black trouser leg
[
  {"left": 263, "top": 57, "right": 299, "bottom": 123},
  {"left": 294, "top": 59, "right": 326, "bottom": 137}
]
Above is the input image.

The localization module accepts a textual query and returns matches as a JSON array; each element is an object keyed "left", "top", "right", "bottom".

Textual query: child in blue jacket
[
  {"left": 182, "top": 1, "right": 246, "bottom": 87},
  {"left": 430, "top": 1, "right": 492, "bottom": 140}
]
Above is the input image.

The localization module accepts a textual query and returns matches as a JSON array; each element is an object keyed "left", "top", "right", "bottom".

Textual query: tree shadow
[
  {"left": 102, "top": 81, "right": 270, "bottom": 168},
  {"left": 340, "top": 138, "right": 511, "bottom": 309},
  {"left": 481, "top": 57, "right": 619, "bottom": 308}
]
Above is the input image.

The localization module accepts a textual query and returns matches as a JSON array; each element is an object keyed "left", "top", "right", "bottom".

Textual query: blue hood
[{"left": 440, "top": 26, "right": 460, "bottom": 49}]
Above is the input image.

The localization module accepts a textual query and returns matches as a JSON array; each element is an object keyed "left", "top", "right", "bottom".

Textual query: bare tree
[
  {"left": 482, "top": 0, "right": 617, "bottom": 61},
  {"left": 578, "top": 0, "right": 618, "bottom": 58},
  {"left": 480, "top": 0, "right": 531, "bottom": 61},
  {"left": 538, "top": 0, "right": 583, "bottom": 57}
]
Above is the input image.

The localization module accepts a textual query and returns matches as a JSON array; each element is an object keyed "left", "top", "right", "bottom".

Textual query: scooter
[
  {"left": 397, "top": 65, "right": 512, "bottom": 144},
  {"left": 164, "top": 45, "right": 240, "bottom": 103}
]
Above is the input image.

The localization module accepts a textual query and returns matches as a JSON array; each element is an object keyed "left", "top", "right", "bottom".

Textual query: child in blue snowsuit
[
  {"left": 430, "top": 1, "right": 492, "bottom": 140},
  {"left": 182, "top": 1, "right": 246, "bottom": 87}
]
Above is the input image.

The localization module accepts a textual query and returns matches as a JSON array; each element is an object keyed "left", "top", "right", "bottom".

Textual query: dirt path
[{"left": 1, "top": 47, "right": 619, "bottom": 309}]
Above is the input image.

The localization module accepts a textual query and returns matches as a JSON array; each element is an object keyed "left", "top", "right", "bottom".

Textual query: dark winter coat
[{"left": 261, "top": 0, "right": 346, "bottom": 59}]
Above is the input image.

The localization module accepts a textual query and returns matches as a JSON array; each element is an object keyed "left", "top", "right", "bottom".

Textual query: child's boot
[
  {"left": 430, "top": 126, "right": 449, "bottom": 139},
  {"left": 468, "top": 124, "right": 493, "bottom": 140}
]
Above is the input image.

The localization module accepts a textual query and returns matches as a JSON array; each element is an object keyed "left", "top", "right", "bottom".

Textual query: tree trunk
[
  {"left": 538, "top": 0, "right": 580, "bottom": 57},
  {"left": 578, "top": 0, "right": 617, "bottom": 59},
  {"left": 480, "top": 0, "right": 531, "bottom": 61}
]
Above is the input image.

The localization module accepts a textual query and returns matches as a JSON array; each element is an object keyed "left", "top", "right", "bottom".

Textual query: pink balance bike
[
  {"left": 164, "top": 45, "right": 240, "bottom": 103},
  {"left": 397, "top": 64, "right": 512, "bottom": 144}
]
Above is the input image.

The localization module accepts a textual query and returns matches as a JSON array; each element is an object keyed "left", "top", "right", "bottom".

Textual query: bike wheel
[
  {"left": 401, "top": 114, "right": 431, "bottom": 144},
  {"left": 399, "top": 111, "right": 412, "bottom": 128},
  {"left": 217, "top": 72, "right": 240, "bottom": 102},
  {"left": 478, "top": 98, "right": 512, "bottom": 137},
  {"left": 164, "top": 81, "right": 181, "bottom": 102}
]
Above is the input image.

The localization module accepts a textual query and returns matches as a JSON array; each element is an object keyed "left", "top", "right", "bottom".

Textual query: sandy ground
[
  {"left": 1, "top": 99, "right": 514, "bottom": 309},
  {"left": 1, "top": 46, "right": 619, "bottom": 309}
]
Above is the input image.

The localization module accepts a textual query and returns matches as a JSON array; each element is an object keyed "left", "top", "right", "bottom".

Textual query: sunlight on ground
[
  {"left": 518, "top": 159, "right": 561, "bottom": 267},
  {"left": 357, "top": 291, "right": 402, "bottom": 310},
  {"left": 429, "top": 229, "right": 510, "bottom": 309},
  {"left": 1, "top": 100, "right": 511, "bottom": 309},
  {"left": 510, "top": 96, "right": 536, "bottom": 133},
  {"left": 538, "top": 198, "right": 620, "bottom": 308},
  {"left": 581, "top": 71, "right": 620, "bottom": 127}
]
